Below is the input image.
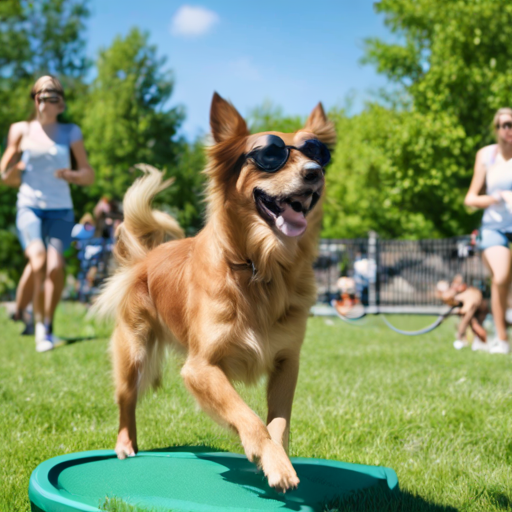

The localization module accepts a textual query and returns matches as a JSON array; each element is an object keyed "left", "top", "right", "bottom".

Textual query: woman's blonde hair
[{"left": 492, "top": 107, "right": 512, "bottom": 130}]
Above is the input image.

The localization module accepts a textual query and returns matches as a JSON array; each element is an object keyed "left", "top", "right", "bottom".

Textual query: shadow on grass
[
  {"left": 57, "top": 335, "right": 97, "bottom": 345},
  {"left": 485, "top": 489, "right": 512, "bottom": 511},
  {"left": 324, "top": 484, "right": 459, "bottom": 512}
]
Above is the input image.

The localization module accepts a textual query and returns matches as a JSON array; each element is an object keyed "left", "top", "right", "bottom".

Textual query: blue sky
[{"left": 87, "top": 1, "right": 392, "bottom": 139}]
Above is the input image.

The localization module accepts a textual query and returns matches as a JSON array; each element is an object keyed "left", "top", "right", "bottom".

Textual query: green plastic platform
[{"left": 29, "top": 448, "right": 399, "bottom": 512}]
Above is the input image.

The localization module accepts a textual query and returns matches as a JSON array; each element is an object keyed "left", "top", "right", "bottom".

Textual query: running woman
[
  {"left": 464, "top": 107, "right": 512, "bottom": 354},
  {"left": 0, "top": 75, "right": 94, "bottom": 352}
]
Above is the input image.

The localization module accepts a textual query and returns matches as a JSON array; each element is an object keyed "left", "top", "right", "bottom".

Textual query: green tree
[
  {"left": 325, "top": 0, "right": 512, "bottom": 239},
  {"left": 247, "top": 101, "right": 304, "bottom": 134},
  {"left": 80, "top": 28, "right": 184, "bottom": 211},
  {"left": 154, "top": 137, "right": 207, "bottom": 236}
]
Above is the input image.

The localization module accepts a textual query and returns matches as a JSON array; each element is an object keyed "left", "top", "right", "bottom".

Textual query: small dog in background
[
  {"left": 333, "top": 277, "right": 360, "bottom": 316},
  {"left": 93, "top": 92, "right": 336, "bottom": 492},
  {"left": 436, "top": 275, "right": 488, "bottom": 350}
]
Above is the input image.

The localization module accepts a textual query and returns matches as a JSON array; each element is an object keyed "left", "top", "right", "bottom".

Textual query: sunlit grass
[{"left": 1, "top": 304, "right": 511, "bottom": 511}]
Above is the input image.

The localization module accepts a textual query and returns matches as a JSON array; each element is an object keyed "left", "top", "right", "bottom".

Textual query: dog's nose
[{"left": 303, "top": 164, "right": 323, "bottom": 183}]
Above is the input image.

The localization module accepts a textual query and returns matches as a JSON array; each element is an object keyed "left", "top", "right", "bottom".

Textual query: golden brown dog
[{"left": 93, "top": 92, "right": 336, "bottom": 492}]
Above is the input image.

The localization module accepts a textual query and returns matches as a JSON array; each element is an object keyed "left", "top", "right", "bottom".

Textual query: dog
[
  {"left": 436, "top": 275, "right": 488, "bottom": 346},
  {"left": 92, "top": 92, "right": 336, "bottom": 492}
]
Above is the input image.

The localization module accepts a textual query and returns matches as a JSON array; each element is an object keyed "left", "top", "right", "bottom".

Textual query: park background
[
  {"left": 2, "top": 0, "right": 512, "bottom": 297},
  {"left": 1, "top": 2, "right": 512, "bottom": 512}
]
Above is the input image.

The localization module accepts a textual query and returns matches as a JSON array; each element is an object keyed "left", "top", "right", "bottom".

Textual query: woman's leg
[
  {"left": 44, "top": 244, "right": 65, "bottom": 332},
  {"left": 24, "top": 241, "right": 47, "bottom": 328},
  {"left": 482, "top": 246, "right": 512, "bottom": 341},
  {"left": 14, "top": 263, "right": 34, "bottom": 320}
]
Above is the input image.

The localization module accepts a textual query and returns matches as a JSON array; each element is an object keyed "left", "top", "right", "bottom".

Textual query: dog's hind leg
[
  {"left": 111, "top": 319, "right": 156, "bottom": 459},
  {"left": 266, "top": 354, "right": 300, "bottom": 453},
  {"left": 181, "top": 357, "right": 299, "bottom": 492}
]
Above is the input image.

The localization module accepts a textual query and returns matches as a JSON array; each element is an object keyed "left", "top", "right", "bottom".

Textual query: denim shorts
[
  {"left": 478, "top": 228, "right": 512, "bottom": 251},
  {"left": 16, "top": 207, "right": 74, "bottom": 254}
]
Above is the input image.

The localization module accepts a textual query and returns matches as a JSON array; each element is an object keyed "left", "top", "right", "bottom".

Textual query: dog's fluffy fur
[{"left": 93, "top": 93, "right": 336, "bottom": 491}]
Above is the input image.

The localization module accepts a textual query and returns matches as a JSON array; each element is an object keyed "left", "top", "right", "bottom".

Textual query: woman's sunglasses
[
  {"left": 37, "top": 95, "right": 61, "bottom": 104},
  {"left": 32, "top": 88, "right": 64, "bottom": 103},
  {"left": 497, "top": 122, "right": 512, "bottom": 130},
  {"left": 245, "top": 134, "right": 331, "bottom": 173}
]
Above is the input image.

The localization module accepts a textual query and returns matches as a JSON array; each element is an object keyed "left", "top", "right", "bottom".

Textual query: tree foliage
[
  {"left": 80, "top": 28, "right": 184, "bottom": 208},
  {"left": 154, "top": 138, "right": 207, "bottom": 236},
  {"left": 324, "top": 0, "right": 512, "bottom": 239},
  {"left": 247, "top": 101, "right": 304, "bottom": 134}
]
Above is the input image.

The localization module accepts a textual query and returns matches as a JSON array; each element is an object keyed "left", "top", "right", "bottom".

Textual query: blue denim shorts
[
  {"left": 16, "top": 207, "right": 74, "bottom": 254},
  {"left": 478, "top": 228, "right": 512, "bottom": 251}
]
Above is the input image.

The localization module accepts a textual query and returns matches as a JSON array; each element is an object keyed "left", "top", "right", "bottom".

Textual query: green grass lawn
[{"left": 1, "top": 303, "right": 511, "bottom": 512}]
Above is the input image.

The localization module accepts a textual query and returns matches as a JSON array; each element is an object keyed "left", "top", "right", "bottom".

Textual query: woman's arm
[
  {"left": 464, "top": 148, "right": 500, "bottom": 209},
  {"left": 0, "top": 123, "right": 24, "bottom": 188},
  {"left": 55, "top": 138, "right": 95, "bottom": 186}
]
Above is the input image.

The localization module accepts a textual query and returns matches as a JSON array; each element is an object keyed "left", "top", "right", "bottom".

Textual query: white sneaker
[
  {"left": 488, "top": 338, "right": 510, "bottom": 354},
  {"left": 36, "top": 339, "right": 54, "bottom": 352},
  {"left": 471, "top": 337, "right": 490, "bottom": 352},
  {"left": 453, "top": 339, "right": 469, "bottom": 350},
  {"left": 35, "top": 322, "right": 53, "bottom": 353}
]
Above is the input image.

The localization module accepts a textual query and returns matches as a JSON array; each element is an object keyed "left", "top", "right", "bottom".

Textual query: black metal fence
[{"left": 314, "top": 234, "right": 490, "bottom": 310}]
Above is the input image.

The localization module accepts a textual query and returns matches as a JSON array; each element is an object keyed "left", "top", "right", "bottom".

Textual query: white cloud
[{"left": 170, "top": 5, "right": 219, "bottom": 38}]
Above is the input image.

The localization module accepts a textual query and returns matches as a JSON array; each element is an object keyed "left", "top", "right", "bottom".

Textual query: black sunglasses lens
[
  {"left": 300, "top": 139, "right": 331, "bottom": 167},
  {"left": 250, "top": 135, "right": 289, "bottom": 173}
]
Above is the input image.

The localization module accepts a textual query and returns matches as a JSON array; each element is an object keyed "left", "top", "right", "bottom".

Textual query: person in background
[
  {"left": 436, "top": 275, "right": 488, "bottom": 351},
  {"left": 464, "top": 107, "right": 512, "bottom": 354},
  {"left": 0, "top": 75, "right": 94, "bottom": 352}
]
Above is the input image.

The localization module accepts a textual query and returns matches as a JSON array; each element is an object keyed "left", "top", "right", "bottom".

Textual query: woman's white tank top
[
  {"left": 17, "top": 121, "right": 82, "bottom": 210},
  {"left": 481, "top": 144, "right": 512, "bottom": 231}
]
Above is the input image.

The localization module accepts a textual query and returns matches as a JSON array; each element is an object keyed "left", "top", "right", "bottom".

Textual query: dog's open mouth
[{"left": 253, "top": 188, "right": 321, "bottom": 237}]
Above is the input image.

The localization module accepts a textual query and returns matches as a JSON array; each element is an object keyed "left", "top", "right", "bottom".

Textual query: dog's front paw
[
  {"left": 115, "top": 429, "right": 138, "bottom": 460},
  {"left": 260, "top": 440, "right": 299, "bottom": 493}
]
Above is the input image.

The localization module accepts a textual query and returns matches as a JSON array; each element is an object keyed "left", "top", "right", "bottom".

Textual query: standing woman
[
  {"left": 0, "top": 75, "right": 94, "bottom": 352},
  {"left": 464, "top": 107, "right": 512, "bottom": 354}
]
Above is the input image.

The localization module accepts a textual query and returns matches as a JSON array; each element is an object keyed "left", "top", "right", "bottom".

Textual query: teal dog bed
[{"left": 29, "top": 448, "right": 398, "bottom": 512}]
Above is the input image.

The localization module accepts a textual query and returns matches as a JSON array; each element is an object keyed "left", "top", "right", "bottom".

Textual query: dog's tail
[
  {"left": 91, "top": 164, "right": 184, "bottom": 321},
  {"left": 115, "top": 164, "right": 184, "bottom": 267}
]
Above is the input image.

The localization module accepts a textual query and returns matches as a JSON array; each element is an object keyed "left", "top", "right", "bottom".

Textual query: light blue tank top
[
  {"left": 17, "top": 121, "right": 82, "bottom": 210},
  {"left": 481, "top": 144, "right": 512, "bottom": 231}
]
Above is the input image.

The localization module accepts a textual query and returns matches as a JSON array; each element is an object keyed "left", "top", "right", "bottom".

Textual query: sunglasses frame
[
  {"left": 31, "top": 87, "right": 65, "bottom": 100},
  {"left": 245, "top": 135, "right": 331, "bottom": 174}
]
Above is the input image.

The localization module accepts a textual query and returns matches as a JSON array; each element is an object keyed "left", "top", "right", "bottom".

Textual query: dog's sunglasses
[{"left": 245, "top": 135, "right": 331, "bottom": 173}]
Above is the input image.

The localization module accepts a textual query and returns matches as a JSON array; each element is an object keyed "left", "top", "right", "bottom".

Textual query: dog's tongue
[{"left": 276, "top": 203, "right": 307, "bottom": 237}]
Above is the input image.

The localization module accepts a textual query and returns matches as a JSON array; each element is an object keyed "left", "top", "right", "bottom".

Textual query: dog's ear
[
  {"left": 303, "top": 103, "right": 336, "bottom": 149},
  {"left": 210, "top": 92, "right": 249, "bottom": 143}
]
